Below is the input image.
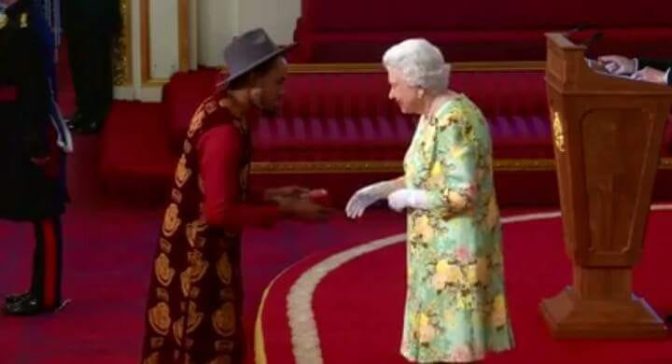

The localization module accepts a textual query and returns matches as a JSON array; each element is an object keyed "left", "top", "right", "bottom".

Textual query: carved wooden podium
[{"left": 541, "top": 33, "right": 672, "bottom": 338}]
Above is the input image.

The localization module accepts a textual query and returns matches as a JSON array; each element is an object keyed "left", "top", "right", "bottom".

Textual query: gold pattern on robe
[
  {"left": 150, "top": 337, "right": 164, "bottom": 349},
  {"left": 217, "top": 254, "right": 232, "bottom": 284},
  {"left": 173, "top": 317, "right": 185, "bottom": 346},
  {"left": 214, "top": 340, "right": 235, "bottom": 353},
  {"left": 154, "top": 253, "right": 175, "bottom": 287},
  {"left": 189, "top": 286, "right": 200, "bottom": 299},
  {"left": 187, "top": 302, "right": 204, "bottom": 333},
  {"left": 142, "top": 352, "right": 159, "bottom": 364},
  {"left": 19, "top": 13, "right": 27, "bottom": 28},
  {"left": 162, "top": 204, "right": 181, "bottom": 237},
  {"left": 148, "top": 302, "right": 171, "bottom": 336},
  {"left": 212, "top": 302, "right": 236, "bottom": 337},
  {"left": 0, "top": 13, "right": 7, "bottom": 30},
  {"left": 159, "top": 238, "right": 172, "bottom": 253},
  {"left": 187, "top": 251, "right": 209, "bottom": 283},
  {"left": 186, "top": 220, "right": 207, "bottom": 248},
  {"left": 187, "top": 110, "right": 205, "bottom": 138},
  {"left": 175, "top": 155, "right": 192, "bottom": 188},
  {"left": 183, "top": 140, "right": 192, "bottom": 154},
  {"left": 171, "top": 188, "right": 183, "bottom": 204},
  {"left": 204, "top": 101, "right": 218, "bottom": 114},
  {"left": 181, "top": 268, "right": 192, "bottom": 298},
  {"left": 156, "top": 287, "right": 169, "bottom": 302}
]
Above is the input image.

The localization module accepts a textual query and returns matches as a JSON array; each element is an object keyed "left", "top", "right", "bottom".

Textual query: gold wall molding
[
  {"left": 140, "top": 0, "right": 153, "bottom": 84},
  {"left": 113, "top": 0, "right": 133, "bottom": 86},
  {"left": 178, "top": 0, "right": 191, "bottom": 72},
  {"left": 143, "top": 60, "right": 545, "bottom": 88},
  {"left": 249, "top": 158, "right": 672, "bottom": 174},
  {"left": 249, "top": 159, "right": 557, "bottom": 174},
  {"left": 214, "top": 61, "right": 545, "bottom": 75},
  {"left": 285, "top": 61, "right": 545, "bottom": 73}
]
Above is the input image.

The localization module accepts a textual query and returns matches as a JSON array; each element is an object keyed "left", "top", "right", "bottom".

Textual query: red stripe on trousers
[{"left": 42, "top": 219, "right": 57, "bottom": 307}]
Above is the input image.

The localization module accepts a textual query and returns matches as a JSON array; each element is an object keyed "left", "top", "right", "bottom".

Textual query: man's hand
[
  {"left": 597, "top": 55, "right": 637, "bottom": 75},
  {"left": 264, "top": 186, "right": 310, "bottom": 203},
  {"left": 631, "top": 67, "right": 668, "bottom": 84}
]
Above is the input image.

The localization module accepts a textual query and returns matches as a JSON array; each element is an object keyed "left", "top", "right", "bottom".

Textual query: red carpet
[{"left": 257, "top": 209, "right": 672, "bottom": 364}]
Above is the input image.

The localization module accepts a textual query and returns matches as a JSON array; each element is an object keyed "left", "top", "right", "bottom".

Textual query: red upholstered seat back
[
  {"left": 275, "top": 71, "right": 548, "bottom": 119},
  {"left": 279, "top": 73, "right": 395, "bottom": 119},
  {"left": 163, "top": 69, "right": 551, "bottom": 160},
  {"left": 295, "top": 0, "right": 672, "bottom": 62},
  {"left": 302, "top": 0, "right": 670, "bottom": 32}
]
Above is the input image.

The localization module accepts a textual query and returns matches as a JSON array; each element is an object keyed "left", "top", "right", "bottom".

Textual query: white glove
[
  {"left": 345, "top": 180, "right": 399, "bottom": 219},
  {"left": 387, "top": 189, "right": 434, "bottom": 212}
]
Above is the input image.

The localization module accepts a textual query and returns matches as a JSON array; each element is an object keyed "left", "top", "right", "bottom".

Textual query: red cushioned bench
[{"left": 100, "top": 66, "right": 672, "bottom": 207}]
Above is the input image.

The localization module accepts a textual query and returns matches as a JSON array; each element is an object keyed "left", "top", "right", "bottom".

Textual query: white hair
[{"left": 382, "top": 38, "right": 450, "bottom": 93}]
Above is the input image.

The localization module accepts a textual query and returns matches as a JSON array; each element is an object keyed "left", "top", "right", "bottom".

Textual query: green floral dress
[{"left": 400, "top": 95, "right": 515, "bottom": 363}]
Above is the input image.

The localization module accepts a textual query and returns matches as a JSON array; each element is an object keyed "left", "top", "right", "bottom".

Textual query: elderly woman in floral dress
[{"left": 346, "top": 39, "right": 515, "bottom": 363}]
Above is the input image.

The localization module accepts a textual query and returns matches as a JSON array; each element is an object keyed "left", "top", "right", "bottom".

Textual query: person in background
[
  {"left": 598, "top": 55, "right": 672, "bottom": 85},
  {"left": 0, "top": 0, "right": 70, "bottom": 316},
  {"left": 61, "top": 0, "right": 121, "bottom": 133}
]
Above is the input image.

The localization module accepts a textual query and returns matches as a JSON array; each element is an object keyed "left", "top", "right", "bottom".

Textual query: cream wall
[
  {"left": 149, "top": 0, "right": 180, "bottom": 79},
  {"left": 114, "top": 0, "right": 300, "bottom": 101},
  {"left": 198, "top": 0, "right": 301, "bottom": 67}
]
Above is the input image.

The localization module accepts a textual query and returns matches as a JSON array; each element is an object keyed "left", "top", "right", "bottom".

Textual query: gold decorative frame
[
  {"left": 178, "top": 0, "right": 191, "bottom": 72},
  {"left": 126, "top": 58, "right": 545, "bottom": 88},
  {"left": 113, "top": 0, "right": 133, "bottom": 86},
  {"left": 139, "top": 0, "right": 191, "bottom": 86}
]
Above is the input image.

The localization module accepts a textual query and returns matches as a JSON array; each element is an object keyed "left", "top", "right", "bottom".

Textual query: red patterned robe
[{"left": 141, "top": 92, "right": 281, "bottom": 364}]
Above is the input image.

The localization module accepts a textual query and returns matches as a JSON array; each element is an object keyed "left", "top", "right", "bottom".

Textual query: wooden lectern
[{"left": 542, "top": 33, "right": 672, "bottom": 339}]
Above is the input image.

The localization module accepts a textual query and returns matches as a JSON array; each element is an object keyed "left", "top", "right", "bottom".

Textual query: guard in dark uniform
[
  {"left": 62, "top": 0, "right": 121, "bottom": 133},
  {"left": 0, "top": 0, "right": 71, "bottom": 316}
]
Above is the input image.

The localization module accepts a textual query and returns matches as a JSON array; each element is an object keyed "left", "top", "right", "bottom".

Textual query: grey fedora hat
[{"left": 221, "top": 28, "right": 294, "bottom": 86}]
